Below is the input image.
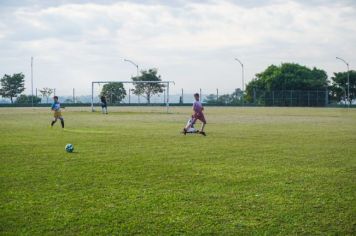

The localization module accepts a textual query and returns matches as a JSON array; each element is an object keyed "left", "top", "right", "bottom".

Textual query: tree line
[
  {"left": 1, "top": 63, "right": 355, "bottom": 105},
  {"left": 0, "top": 73, "right": 68, "bottom": 104},
  {"left": 0, "top": 69, "right": 165, "bottom": 104},
  {"left": 204, "top": 63, "right": 355, "bottom": 105}
]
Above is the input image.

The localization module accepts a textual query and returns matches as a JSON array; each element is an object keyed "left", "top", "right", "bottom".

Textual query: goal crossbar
[{"left": 91, "top": 80, "right": 175, "bottom": 113}]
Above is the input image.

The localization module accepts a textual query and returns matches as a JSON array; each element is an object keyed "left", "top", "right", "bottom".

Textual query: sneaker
[
  {"left": 182, "top": 128, "right": 187, "bottom": 135},
  {"left": 199, "top": 131, "right": 206, "bottom": 136}
]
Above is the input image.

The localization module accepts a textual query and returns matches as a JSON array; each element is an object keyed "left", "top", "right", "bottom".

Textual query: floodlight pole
[
  {"left": 124, "top": 59, "right": 139, "bottom": 77},
  {"left": 91, "top": 82, "right": 94, "bottom": 112},
  {"left": 181, "top": 88, "right": 184, "bottom": 103},
  {"left": 336, "top": 57, "right": 350, "bottom": 107},
  {"left": 31, "top": 56, "right": 34, "bottom": 107},
  {"left": 163, "top": 89, "right": 166, "bottom": 104},
  {"left": 340, "top": 87, "right": 347, "bottom": 106},
  {"left": 166, "top": 82, "right": 170, "bottom": 113},
  {"left": 235, "top": 58, "right": 244, "bottom": 105},
  {"left": 234, "top": 58, "right": 244, "bottom": 91}
]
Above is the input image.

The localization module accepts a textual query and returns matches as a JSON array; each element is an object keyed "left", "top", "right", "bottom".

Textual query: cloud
[{"left": 0, "top": 0, "right": 355, "bottom": 95}]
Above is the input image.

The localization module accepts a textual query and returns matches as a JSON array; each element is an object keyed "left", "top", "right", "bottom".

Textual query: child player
[
  {"left": 183, "top": 93, "right": 206, "bottom": 136},
  {"left": 50, "top": 96, "right": 64, "bottom": 128},
  {"left": 100, "top": 95, "right": 108, "bottom": 114}
]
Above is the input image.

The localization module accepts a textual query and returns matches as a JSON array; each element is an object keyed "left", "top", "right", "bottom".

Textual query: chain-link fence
[
  {"left": 0, "top": 88, "right": 341, "bottom": 107},
  {"left": 251, "top": 89, "right": 329, "bottom": 107}
]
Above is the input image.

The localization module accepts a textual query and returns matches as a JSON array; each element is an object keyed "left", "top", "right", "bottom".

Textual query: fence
[
  {"left": 252, "top": 89, "right": 329, "bottom": 107},
  {"left": 0, "top": 89, "right": 346, "bottom": 108}
]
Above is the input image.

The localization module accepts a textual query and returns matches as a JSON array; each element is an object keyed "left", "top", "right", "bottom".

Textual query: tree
[
  {"left": 245, "top": 63, "right": 328, "bottom": 102},
  {"left": 0, "top": 73, "right": 25, "bottom": 103},
  {"left": 231, "top": 88, "right": 244, "bottom": 105},
  {"left": 39, "top": 87, "right": 54, "bottom": 103},
  {"left": 204, "top": 94, "right": 218, "bottom": 105},
  {"left": 329, "top": 70, "right": 356, "bottom": 104},
  {"left": 245, "top": 78, "right": 266, "bottom": 103},
  {"left": 15, "top": 95, "right": 41, "bottom": 104},
  {"left": 218, "top": 94, "right": 234, "bottom": 105},
  {"left": 100, "top": 82, "right": 126, "bottom": 104},
  {"left": 131, "top": 68, "right": 165, "bottom": 104}
]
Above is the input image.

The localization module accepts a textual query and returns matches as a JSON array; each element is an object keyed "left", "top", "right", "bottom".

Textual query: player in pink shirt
[{"left": 183, "top": 93, "right": 206, "bottom": 136}]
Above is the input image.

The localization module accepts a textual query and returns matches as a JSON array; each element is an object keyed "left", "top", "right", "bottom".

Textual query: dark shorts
[
  {"left": 191, "top": 112, "right": 206, "bottom": 124},
  {"left": 101, "top": 103, "right": 107, "bottom": 108}
]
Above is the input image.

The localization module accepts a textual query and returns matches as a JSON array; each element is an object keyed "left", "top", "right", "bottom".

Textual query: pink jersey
[{"left": 193, "top": 101, "right": 203, "bottom": 113}]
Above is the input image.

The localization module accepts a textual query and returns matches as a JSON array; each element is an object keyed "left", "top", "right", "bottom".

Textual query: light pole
[
  {"left": 31, "top": 56, "right": 34, "bottom": 107},
  {"left": 181, "top": 88, "right": 184, "bottom": 104},
  {"left": 124, "top": 59, "right": 139, "bottom": 77},
  {"left": 163, "top": 89, "right": 166, "bottom": 104},
  {"left": 235, "top": 58, "right": 244, "bottom": 104},
  {"left": 336, "top": 57, "right": 350, "bottom": 106},
  {"left": 234, "top": 58, "right": 244, "bottom": 91}
]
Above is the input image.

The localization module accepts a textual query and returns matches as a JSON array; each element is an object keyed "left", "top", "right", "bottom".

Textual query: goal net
[{"left": 90, "top": 81, "right": 174, "bottom": 113}]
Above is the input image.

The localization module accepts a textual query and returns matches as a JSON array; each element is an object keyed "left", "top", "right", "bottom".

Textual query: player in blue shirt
[{"left": 51, "top": 96, "right": 64, "bottom": 128}]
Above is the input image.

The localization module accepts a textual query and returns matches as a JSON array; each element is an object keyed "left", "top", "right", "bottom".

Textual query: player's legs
[
  {"left": 200, "top": 123, "right": 206, "bottom": 132},
  {"left": 102, "top": 104, "right": 108, "bottom": 114},
  {"left": 59, "top": 117, "right": 64, "bottom": 128},
  {"left": 101, "top": 105, "right": 105, "bottom": 114},
  {"left": 199, "top": 122, "right": 206, "bottom": 136},
  {"left": 198, "top": 114, "right": 207, "bottom": 135},
  {"left": 51, "top": 117, "right": 58, "bottom": 127},
  {"left": 200, "top": 117, "right": 206, "bottom": 132}
]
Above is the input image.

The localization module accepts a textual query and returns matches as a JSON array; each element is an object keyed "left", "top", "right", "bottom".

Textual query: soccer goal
[{"left": 90, "top": 80, "right": 175, "bottom": 113}]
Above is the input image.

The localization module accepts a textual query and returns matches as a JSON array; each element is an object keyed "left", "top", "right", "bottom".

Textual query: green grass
[{"left": 0, "top": 106, "right": 355, "bottom": 235}]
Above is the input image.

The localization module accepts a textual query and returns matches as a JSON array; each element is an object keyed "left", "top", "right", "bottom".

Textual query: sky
[{"left": 0, "top": 0, "right": 355, "bottom": 96}]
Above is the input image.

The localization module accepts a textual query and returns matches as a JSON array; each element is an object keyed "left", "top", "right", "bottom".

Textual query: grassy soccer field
[{"left": 0, "top": 107, "right": 355, "bottom": 235}]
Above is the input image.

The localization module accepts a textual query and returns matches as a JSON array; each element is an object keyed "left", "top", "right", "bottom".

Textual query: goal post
[{"left": 91, "top": 80, "right": 175, "bottom": 113}]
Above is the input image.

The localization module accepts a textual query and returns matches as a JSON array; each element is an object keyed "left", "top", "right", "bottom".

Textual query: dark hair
[
  {"left": 53, "top": 96, "right": 58, "bottom": 99},
  {"left": 194, "top": 93, "right": 199, "bottom": 97}
]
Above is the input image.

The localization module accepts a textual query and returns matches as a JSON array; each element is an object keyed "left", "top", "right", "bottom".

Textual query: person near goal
[{"left": 100, "top": 95, "right": 108, "bottom": 114}]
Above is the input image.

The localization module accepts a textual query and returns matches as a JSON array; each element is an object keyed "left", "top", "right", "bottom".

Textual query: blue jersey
[{"left": 51, "top": 101, "right": 61, "bottom": 111}]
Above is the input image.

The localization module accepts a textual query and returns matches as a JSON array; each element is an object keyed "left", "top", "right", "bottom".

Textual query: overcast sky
[{"left": 0, "top": 0, "right": 355, "bottom": 95}]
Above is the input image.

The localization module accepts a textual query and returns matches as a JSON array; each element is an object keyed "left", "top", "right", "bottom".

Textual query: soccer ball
[{"left": 65, "top": 144, "right": 74, "bottom": 153}]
